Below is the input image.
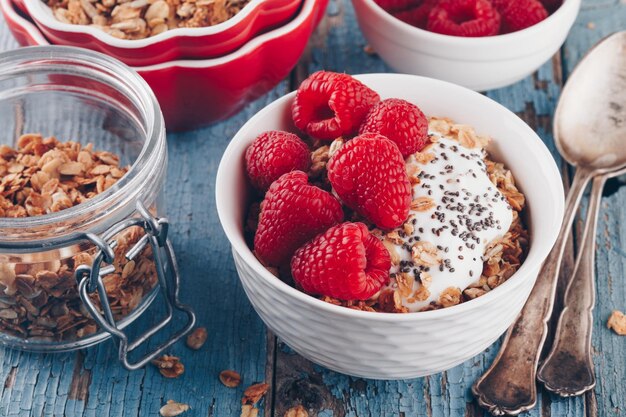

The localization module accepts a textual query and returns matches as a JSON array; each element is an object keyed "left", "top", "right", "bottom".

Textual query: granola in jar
[{"left": 0, "top": 134, "right": 157, "bottom": 341}]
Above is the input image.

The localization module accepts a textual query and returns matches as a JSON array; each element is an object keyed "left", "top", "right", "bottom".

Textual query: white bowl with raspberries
[
  {"left": 350, "top": 0, "right": 581, "bottom": 91},
  {"left": 216, "top": 72, "right": 564, "bottom": 379}
]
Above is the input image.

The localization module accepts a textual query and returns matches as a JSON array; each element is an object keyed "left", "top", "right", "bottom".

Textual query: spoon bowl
[{"left": 555, "top": 31, "right": 626, "bottom": 171}]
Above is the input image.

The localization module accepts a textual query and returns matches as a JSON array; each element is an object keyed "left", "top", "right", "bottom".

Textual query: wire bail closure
[{"left": 74, "top": 202, "right": 196, "bottom": 371}]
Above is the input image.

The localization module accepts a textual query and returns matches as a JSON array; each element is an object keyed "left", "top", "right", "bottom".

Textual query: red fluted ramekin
[
  {"left": 2, "top": 0, "right": 328, "bottom": 131},
  {"left": 22, "top": 0, "right": 302, "bottom": 66}
]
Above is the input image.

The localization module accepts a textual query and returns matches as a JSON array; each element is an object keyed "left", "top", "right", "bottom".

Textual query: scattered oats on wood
[
  {"left": 607, "top": 310, "right": 626, "bottom": 335},
  {"left": 242, "top": 382, "right": 270, "bottom": 405},
  {"left": 160, "top": 400, "right": 190, "bottom": 417},
  {"left": 185, "top": 326, "right": 208, "bottom": 350},
  {"left": 219, "top": 369, "right": 242, "bottom": 388},
  {"left": 284, "top": 405, "right": 308, "bottom": 417},
  {"left": 152, "top": 355, "right": 185, "bottom": 378}
]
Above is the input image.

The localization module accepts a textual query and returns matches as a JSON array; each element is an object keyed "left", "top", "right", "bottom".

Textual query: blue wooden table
[{"left": 0, "top": 1, "right": 625, "bottom": 416}]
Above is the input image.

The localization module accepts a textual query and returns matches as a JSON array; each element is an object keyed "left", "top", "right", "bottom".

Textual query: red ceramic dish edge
[
  {"left": 2, "top": 0, "right": 328, "bottom": 131},
  {"left": 24, "top": 0, "right": 302, "bottom": 66}
]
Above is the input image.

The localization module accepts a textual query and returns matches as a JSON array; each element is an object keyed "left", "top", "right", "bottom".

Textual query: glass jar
[{"left": 0, "top": 46, "right": 195, "bottom": 369}]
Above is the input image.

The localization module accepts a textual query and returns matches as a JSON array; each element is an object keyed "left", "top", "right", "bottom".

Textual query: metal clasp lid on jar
[{"left": 74, "top": 202, "right": 196, "bottom": 371}]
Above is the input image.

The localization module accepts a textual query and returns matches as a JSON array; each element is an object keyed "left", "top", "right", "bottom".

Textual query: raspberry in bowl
[
  {"left": 351, "top": 0, "right": 581, "bottom": 90},
  {"left": 216, "top": 72, "right": 564, "bottom": 379}
]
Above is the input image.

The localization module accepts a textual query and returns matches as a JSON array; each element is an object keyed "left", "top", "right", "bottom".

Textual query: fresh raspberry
[
  {"left": 327, "top": 133, "right": 411, "bottom": 230},
  {"left": 245, "top": 130, "right": 311, "bottom": 191},
  {"left": 291, "top": 222, "right": 391, "bottom": 300},
  {"left": 374, "top": 0, "right": 421, "bottom": 13},
  {"left": 254, "top": 171, "right": 343, "bottom": 266},
  {"left": 427, "top": 0, "right": 501, "bottom": 37},
  {"left": 495, "top": 0, "right": 548, "bottom": 32},
  {"left": 292, "top": 71, "right": 380, "bottom": 141},
  {"left": 391, "top": 0, "right": 436, "bottom": 28},
  {"left": 359, "top": 98, "right": 429, "bottom": 158}
]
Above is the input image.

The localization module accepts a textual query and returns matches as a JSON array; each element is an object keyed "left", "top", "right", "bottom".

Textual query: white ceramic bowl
[
  {"left": 351, "top": 0, "right": 581, "bottom": 91},
  {"left": 216, "top": 74, "right": 564, "bottom": 379}
]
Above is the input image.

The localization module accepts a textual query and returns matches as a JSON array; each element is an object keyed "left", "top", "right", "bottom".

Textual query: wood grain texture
[{"left": 0, "top": 0, "right": 624, "bottom": 415}]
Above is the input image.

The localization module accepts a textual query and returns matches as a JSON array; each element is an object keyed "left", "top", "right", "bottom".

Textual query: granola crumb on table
[
  {"left": 0, "top": 134, "right": 158, "bottom": 341},
  {"left": 185, "top": 326, "right": 208, "bottom": 350},
  {"left": 242, "top": 382, "right": 270, "bottom": 405},
  {"left": 159, "top": 400, "right": 190, "bottom": 417},
  {"left": 239, "top": 382, "right": 269, "bottom": 417},
  {"left": 219, "top": 369, "right": 242, "bottom": 387},
  {"left": 152, "top": 354, "right": 185, "bottom": 378},
  {"left": 608, "top": 310, "right": 626, "bottom": 336}
]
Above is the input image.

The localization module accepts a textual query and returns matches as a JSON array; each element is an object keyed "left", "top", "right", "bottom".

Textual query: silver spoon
[
  {"left": 472, "top": 31, "right": 626, "bottom": 416},
  {"left": 538, "top": 165, "right": 626, "bottom": 397}
]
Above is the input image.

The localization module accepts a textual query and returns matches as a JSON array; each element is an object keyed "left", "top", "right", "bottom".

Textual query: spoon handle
[
  {"left": 472, "top": 167, "right": 593, "bottom": 416},
  {"left": 537, "top": 174, "right": 605, "bottom": 396}
]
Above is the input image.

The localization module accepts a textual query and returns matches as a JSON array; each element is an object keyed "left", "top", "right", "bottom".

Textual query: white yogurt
[{"left": 379, "top": 135, "right": 513, "bottom": 311}]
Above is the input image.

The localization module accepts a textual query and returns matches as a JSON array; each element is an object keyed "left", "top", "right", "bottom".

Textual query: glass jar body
[{"left": 0, "top": 47, "right": 168, "bottom": 351}]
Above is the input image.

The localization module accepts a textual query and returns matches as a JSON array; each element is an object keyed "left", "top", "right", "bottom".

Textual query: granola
[
  {"left": 219, "top": 369, "right": 242, "bottom": 387},
  {"left": 242, "top": 382, "right": 269, "bottom": 405},
  {"left": 152, "top": 354, "right": 185, "bottom": 378},
  {"left": 45, "top": 0, "right": 251, "bottom": 40},
  {"left": 0, "top": 134, "right": 158, "bottom": 340},
  {"left": 607, "top": 310, "right": 626, "bottom": 336},
  {"left": 160, "top": 400, "right": 190, "bottom": 417},
  {"left": 185, "top": 326, "right": 208, "bottom": 350}
]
